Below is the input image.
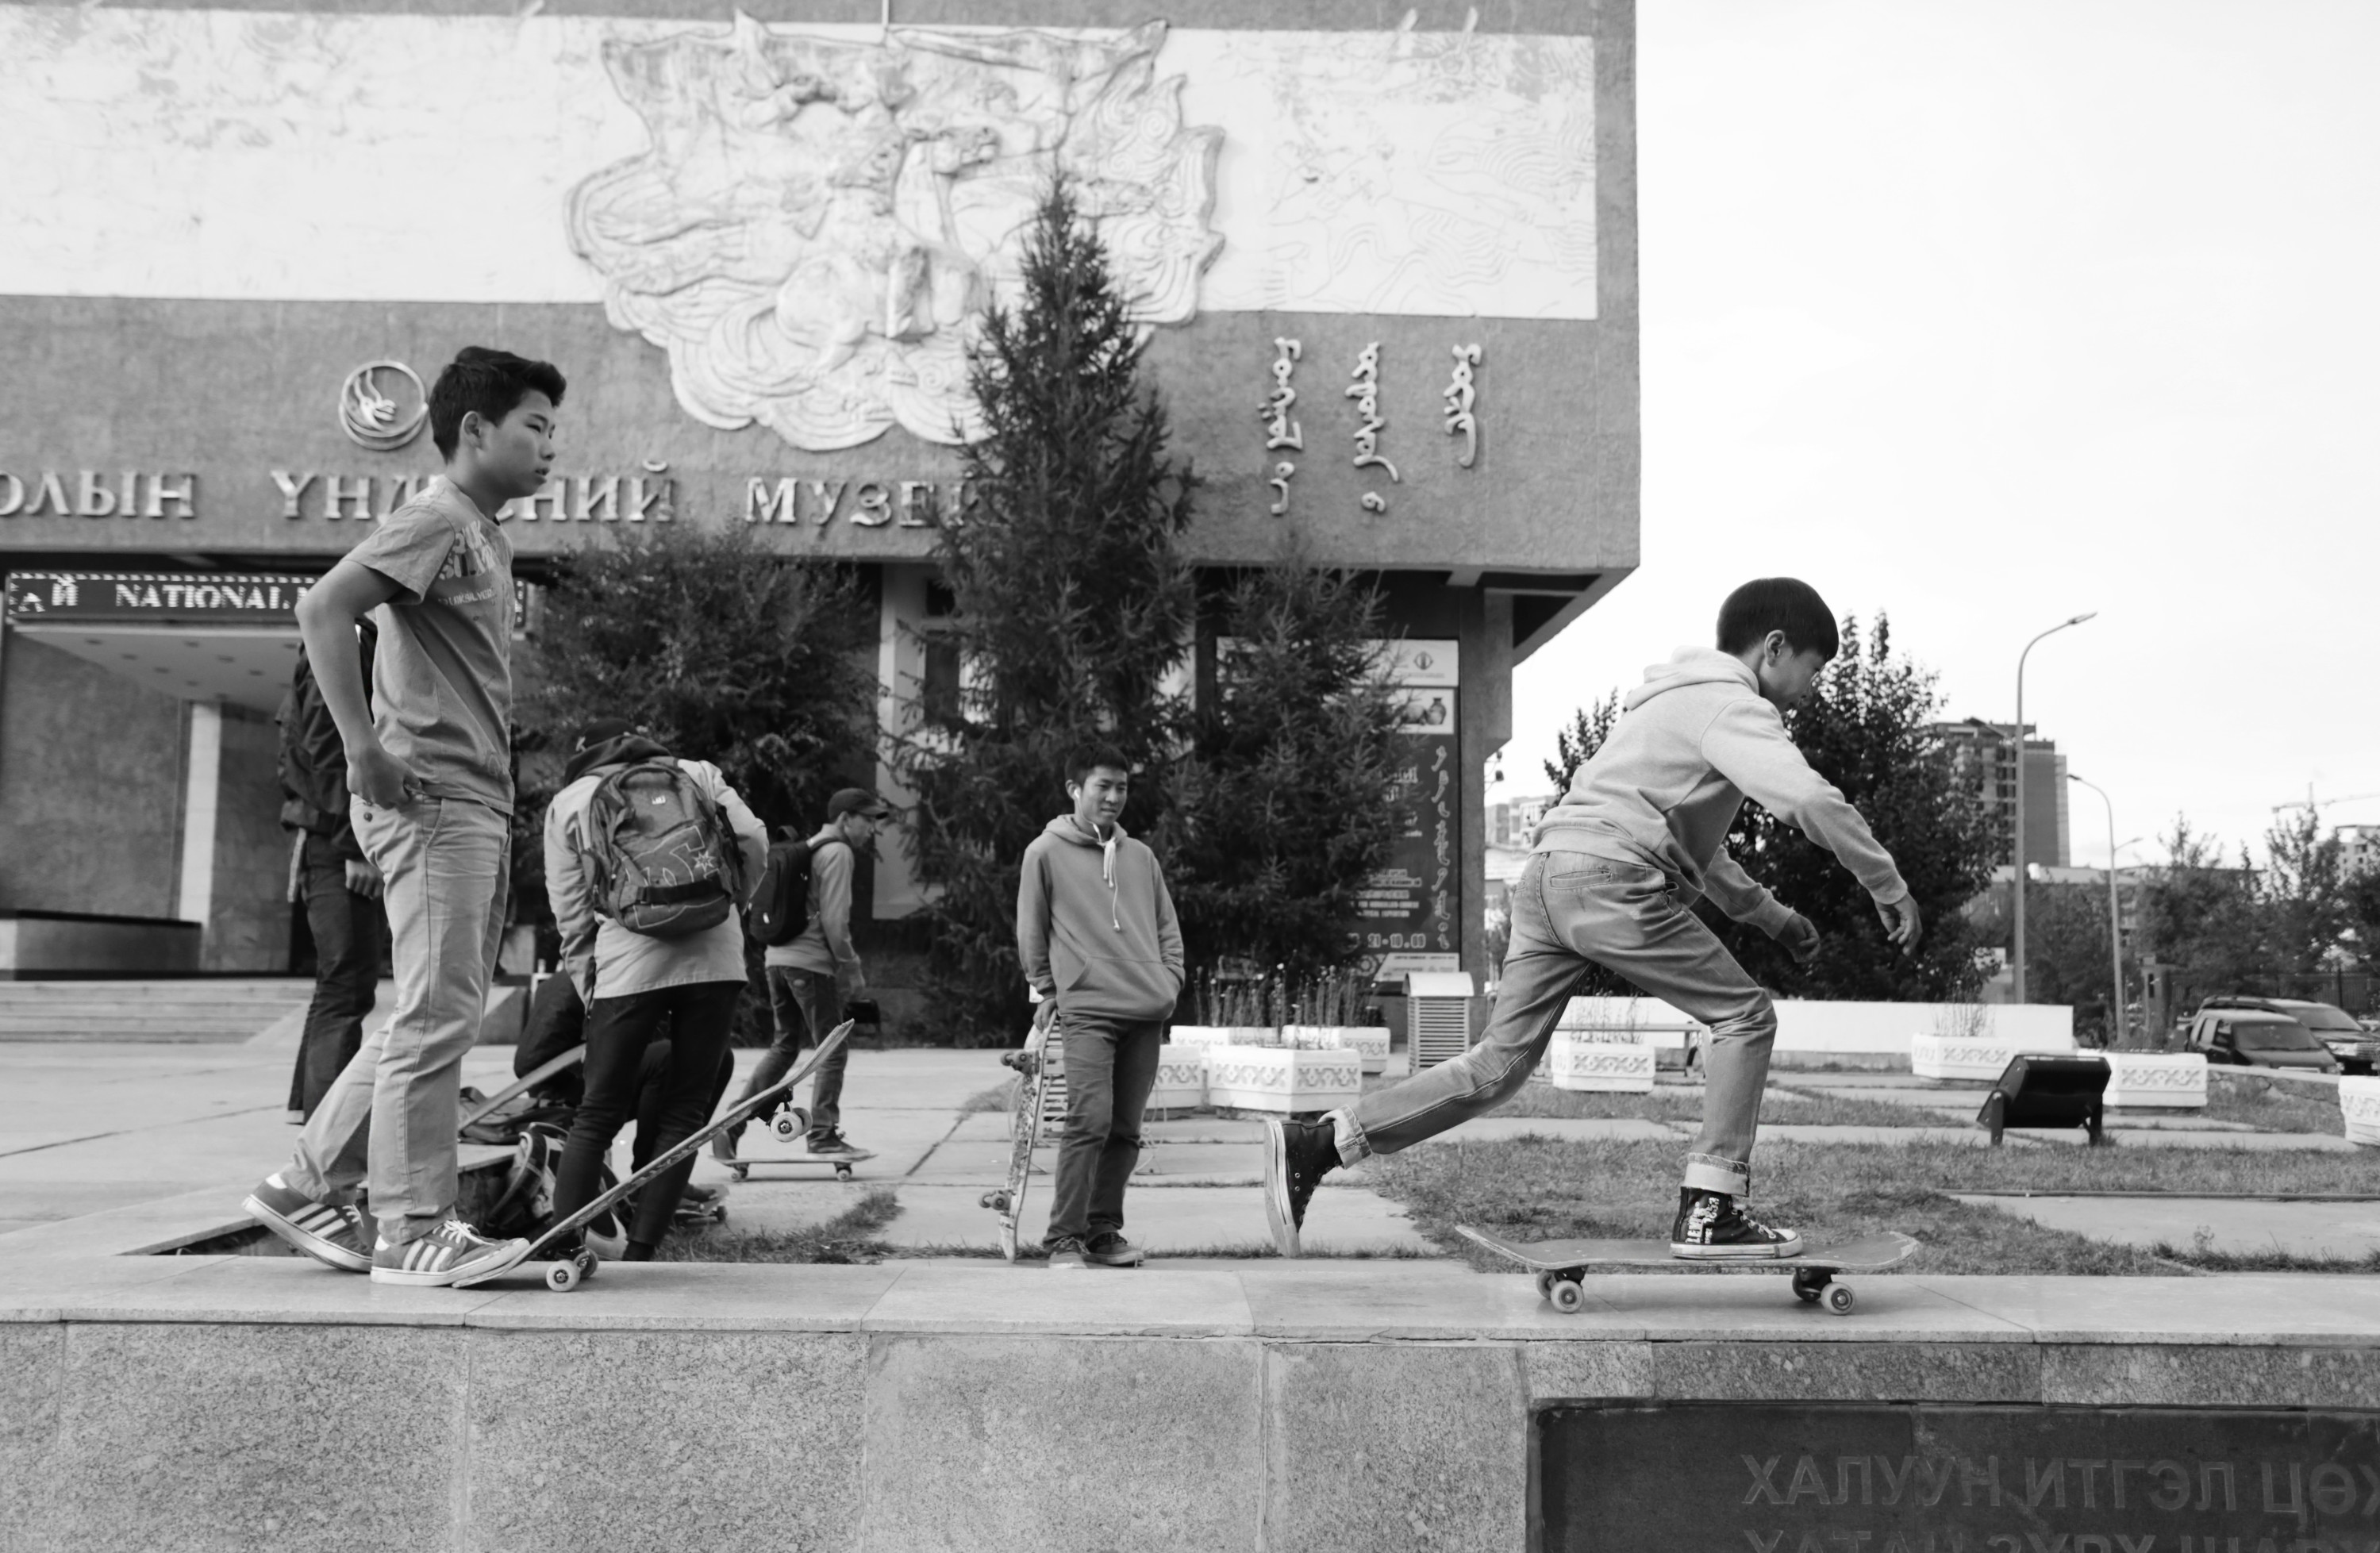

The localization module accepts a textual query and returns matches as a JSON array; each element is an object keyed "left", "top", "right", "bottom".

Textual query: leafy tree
[
  {"left": 1705, "top": 616, "right": 1997, "bottom": 998},
  {"left": 1154, "top": 560, "right": 1405, "bottom": 980},
  {"left": 896, "top": 179, "right": 1198, "bottom": 1040},
  {"left": 2016, "top": 883, "right": 2122, "bottom": 1041},
  {"left": 2262, "top": 803, "right": 2349, "bottom": 973},
  {"left": 1544, "top": 691, "right": 1619, "bottom": 794},
  {"left": 2133, "top": 817, "right": 2270, "bottom": 994},
  {"left": 2347, "top": 868, "right": 2380, "bottom": 971}
]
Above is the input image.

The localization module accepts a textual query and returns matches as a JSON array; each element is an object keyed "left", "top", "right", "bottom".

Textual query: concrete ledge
[{"left": 2, "top": 1254, "right": 2378, "bottom": 1551}]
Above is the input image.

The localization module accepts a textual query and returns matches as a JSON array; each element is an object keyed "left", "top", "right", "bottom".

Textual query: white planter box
[
  {"left": 1910, "top": 1033, "right": 2020, "bottom": 1082},
  {"left": 2103, "top": 1051, "right": 2206, "bottom": 1110},
  {"left": 2340, "top": 1076, "right": 2380, "bottom": 1147},
  {"left": 1203, "top": 1044, "right": 1363, "bottom": 1113},
  {"left": 1542, "top": 1030, "right": 1656, "bottom": 1093},
  {"left": 1146, "top": 1044, "right": 1207, "bottom": 1110},
  {"left": 1165, "top": 1025, "right": 1236, "bottom": 1050},
  {"left": 1280, "top": 1025, "right": 1391, "bottom": 1074}
]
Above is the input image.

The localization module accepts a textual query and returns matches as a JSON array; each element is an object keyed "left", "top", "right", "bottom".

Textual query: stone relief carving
[{"left": 569, "top": 13, "right": 1223, "bottom": 451}]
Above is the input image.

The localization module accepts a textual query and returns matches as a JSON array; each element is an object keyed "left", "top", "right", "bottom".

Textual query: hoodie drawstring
[{"left": 1102, "top": 829, "right": 1121, "bottom": 930}]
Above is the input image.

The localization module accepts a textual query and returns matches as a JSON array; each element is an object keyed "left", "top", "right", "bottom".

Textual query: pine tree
[
  {"left": 898, "top": 179, "right": 1198, "bottom": 1040},
  {"left": 1544, "top": 691, "right": 1620, "bottom": 794},
  {"left": 1154, "top": 559, "right": 1405, "bottom": 980}
]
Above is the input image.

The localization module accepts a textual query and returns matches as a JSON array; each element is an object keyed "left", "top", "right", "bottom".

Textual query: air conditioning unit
[{"left": 1406, "top": 971, "right": 1478, "bottom": 1069}]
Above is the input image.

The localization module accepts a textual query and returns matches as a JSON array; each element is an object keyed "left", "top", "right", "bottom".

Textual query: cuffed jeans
[
  {"left": 283, "top": 796, "right": 509, "bottom": 1246},
  {"left": 1044, "top": 1013, "right": 1163, "bottom": 1247},
  {"left": 1345, "top": 851, "right": 1778, "bottom": 1197},
  {"left": 286, "top": 832, "right": 390, "bottom": 1121},
  {"left": 736, "top": 967, "right": 849, "bottom": 1140}
]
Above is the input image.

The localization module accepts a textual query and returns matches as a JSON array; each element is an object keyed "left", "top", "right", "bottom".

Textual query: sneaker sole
[
  {"left": 1084, "top": 1254, "right": 1144, "bottom": 1267},
  {"left": 243, "top": 1193, "right": 370, "bottom": 1274},
  {"left": 1259, "top": 1120, "right": 1300, "bottom": 1259},
  {"left": 1669, "top": 1240, "right": 1802, "bottom": 1262}
]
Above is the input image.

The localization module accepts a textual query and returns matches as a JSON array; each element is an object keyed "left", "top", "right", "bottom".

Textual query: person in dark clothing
[{"left": 279, "top": 625, "right": 391, "bottom": 1121}]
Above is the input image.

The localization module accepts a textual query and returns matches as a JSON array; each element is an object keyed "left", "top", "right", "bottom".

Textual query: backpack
[
  {"left": 582, "top": 760, "right": 742, "bottom": 939},
  {"left": 749, "top": 832, "right": 816, "bottom": 946}
]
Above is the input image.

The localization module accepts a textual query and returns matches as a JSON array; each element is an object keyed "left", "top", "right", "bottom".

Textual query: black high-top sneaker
[
  {"left": 1261, "top": 1117, "right": 1341, "bottom": 1258},
  {"left": 1670, "top": 1187, "right": 1802, "bottom": 1259}
]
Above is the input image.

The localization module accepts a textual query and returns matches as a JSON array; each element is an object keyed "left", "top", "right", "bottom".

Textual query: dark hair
[
  {"left": 1066, "top": 744, "right": 1132, "bottom": 786},
  {"left": 1715, "top": 578, "right": 1840, "bottom": 659},
  {"left": 429, "top": 347, "right": 567, "bottom": 459}
]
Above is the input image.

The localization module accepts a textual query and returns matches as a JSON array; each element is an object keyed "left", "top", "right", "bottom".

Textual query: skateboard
[
  {"left": 980, "top": 1022, "right": 1064, "bottom": 1261},
  {"left": 1455, "top": 1225, "right": 1919, "bottom": 1317},
  {"left": 726, "top": 1140, "right": 877, "bottom": 1183},
  {"left": 459, "top": 1044, "right": 586, "bottom": 1132},
  {"left": 454, "top": 1019, "right": 855, "bottom": 1291}
]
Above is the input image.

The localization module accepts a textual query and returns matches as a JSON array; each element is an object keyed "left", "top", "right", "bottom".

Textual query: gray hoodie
[
  {"left": 1532, "top": 648, "right": 1909, "bottom": 932},
  {"left": 1017, "top": 815, "right": 1184, "bottom": 1022}
]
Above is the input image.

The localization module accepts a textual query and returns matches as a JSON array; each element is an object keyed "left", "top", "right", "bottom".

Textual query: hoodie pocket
[{"left": 1063, "top": 952, "right": 1181, "bottom": 1019}]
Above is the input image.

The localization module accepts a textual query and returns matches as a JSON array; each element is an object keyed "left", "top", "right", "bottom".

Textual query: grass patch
[
  {"left": 2199, "top": 1070, "right": 2342, "bottom": 1134},
  {"left": 659, "top": 1188, "right": 902, "bottom": 1264},
  {"left": 1363, "top": 1135, "right": 2380, "bottom": 1276},
  {"left": 1473, "top": 1078, "right": 1963, "bottom": 1131},
  {"left": 959, "top": 1081, "right": 1014, "bottom": 1115}
]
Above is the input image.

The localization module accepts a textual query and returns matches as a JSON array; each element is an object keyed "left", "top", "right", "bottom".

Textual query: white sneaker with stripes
[{"left": 369, "top": 1218, "right": 519, "bottom": 1287}]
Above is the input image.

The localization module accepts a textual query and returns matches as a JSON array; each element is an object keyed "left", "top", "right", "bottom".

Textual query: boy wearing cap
[{"left": 719, "top": 786, "right": 887, "bottom": 1159}]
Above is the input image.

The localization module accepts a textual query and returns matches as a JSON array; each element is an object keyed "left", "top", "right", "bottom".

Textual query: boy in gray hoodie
[
  {"left": 1017, "top": 745, "right": 1185, "bottom": 1270},
  {"left": 1263, "top": 579, "right": 1923, "bottom": 1260}
]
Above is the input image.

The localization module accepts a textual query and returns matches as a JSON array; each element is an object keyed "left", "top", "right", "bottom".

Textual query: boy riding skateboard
[
  {"left": 1263, "top": 578, "right": 1923, "bottom": 1260},
  {"left": 1017, "top": 745, "right": 1184, "bottom": 1269}
]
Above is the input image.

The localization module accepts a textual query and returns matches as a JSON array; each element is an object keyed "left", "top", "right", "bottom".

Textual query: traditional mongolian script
[
  {"left": 0, "top": 471, "right": 198, "bottom": 520},
  {"left": 1263, "top": 336, "right": 1303, "bottom": 516},
  {"left": 1347, "top": 340, "right": 1398, "bottom": 513},
  {"left": 1444, "top": 343, "right": 1482, "bottom": 467}
]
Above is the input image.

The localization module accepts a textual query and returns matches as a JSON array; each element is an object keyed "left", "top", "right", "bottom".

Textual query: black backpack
[{"left": 750, "top": 832, "right": 816, "bottom": 946}]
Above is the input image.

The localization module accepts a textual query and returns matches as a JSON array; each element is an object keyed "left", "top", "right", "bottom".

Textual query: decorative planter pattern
[
  {"left": 1165, "top": 1025, "right": 1236, "bottom": 1050},
  {"left": 1910, "top": 1033, "right": 2017, "bottom": 1082},
  {"left": 2102, "top": 1051, "right": 2206, "bottom": 1110},
  {"left": 1146, "top": 1044, "right": 1207, "bottom": 1110},
  {"left": 1203, "top": 1044, "right": 1363, "bottom": 1113},
  {"left": 1542, "top": 1030, "right": 1656, "bottom": 1093},
  {"left": 2341, "top": 1076, "right": 2380, "bottom": 1147},
  {"left": 1280, "top": 1025, "right": 1392, "bottom": 1074}
]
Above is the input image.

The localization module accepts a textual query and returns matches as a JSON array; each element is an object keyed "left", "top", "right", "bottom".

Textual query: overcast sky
[{"left": 1507, "top": 0, "right": 2380, "bottom": 867}]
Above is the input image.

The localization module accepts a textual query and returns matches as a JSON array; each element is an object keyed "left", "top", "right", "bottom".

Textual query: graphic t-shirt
[{"left": 341, "top": 475, "right": 515, "bottom": 814}]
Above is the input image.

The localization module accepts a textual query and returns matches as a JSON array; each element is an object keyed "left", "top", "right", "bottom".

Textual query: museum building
[{"left": 0, "top": 0, "right": 1638, "bottom": 985}]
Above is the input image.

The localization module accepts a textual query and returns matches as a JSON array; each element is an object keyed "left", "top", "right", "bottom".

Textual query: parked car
[
  {"left": 2182, "top": 1008, "right": 2342, "bottom": 1074},
  {"left": 2197, "top": 996, "right": 2378, "bottom": 1074}
]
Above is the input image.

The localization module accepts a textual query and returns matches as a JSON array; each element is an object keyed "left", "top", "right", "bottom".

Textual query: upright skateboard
[
  {"left": 1455, "top": 1226, "right": 1919, "bottom": 1317},
  {"left": 980, "top": 1021, "right": 1063, "bottom": 1261},
  {"left": 455, "top": 1019, "right": 855, "bottom": 1291}
]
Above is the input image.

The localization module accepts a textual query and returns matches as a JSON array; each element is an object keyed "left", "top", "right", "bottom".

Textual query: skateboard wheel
[
  {"left": 1824, "top": 1283, "right": 1856, "bottom": 1317},
  {"left": 772, "top": 1114, "right": 801, "bottom": 1142},
  {"left": 730, "top": 1164, "right": 749, "bottom": 1182},
  {"left": 982, "top": 1191, "right": 1011, "bottom": 1213},
  {"left": 547, "top": 1260, "right": 581, "bottom": 1292},
  {"left": 1548, "top": 1279, "right": 1587, "bottom": 1315},
  {"left": 1533, "top": 1270, "right": 1556, "bottom": 1301},
  {"left": 835, "top": 1165, "right": 854, "bottom": 1182}
]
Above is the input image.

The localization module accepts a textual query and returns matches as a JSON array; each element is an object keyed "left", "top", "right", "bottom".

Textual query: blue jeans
[
  {"left": 1345, "top": 851, "right": 1778, "bottom": 1196},
  {"left": 283, "top": 797, "right": 509, "bottom": 1245},
  {"left": 737, "top": 966, "right": 849, "bottom": 1140},
  {"left": 1044, "top": 1013, "right": 1164, "bottom": 1247}
]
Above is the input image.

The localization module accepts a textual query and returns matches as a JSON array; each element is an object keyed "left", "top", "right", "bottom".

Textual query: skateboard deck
[
  {"left": 456, "top": 1019, "right": 855, "bottom": 1290},
  {"left": 460, "top": 1044, "right": 586, "bottom": 1132},
  {"left": 1455, "top": 1226, "right": 1919, "bottom": 1317},
  {"left": 727, "top": 1147, "right": 877, "bottom": 1182},
  {"left": 981, "top": 1024, "right": 1063, "bottom": 1261}
]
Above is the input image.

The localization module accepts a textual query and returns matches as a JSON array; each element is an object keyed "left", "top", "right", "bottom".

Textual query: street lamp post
[
  {"left": 2011, "top": 613, "right": 2095, "bottom": 1002},
  {"left": 2067, "top": 773, "right": 2128, "bottom": 1044}
]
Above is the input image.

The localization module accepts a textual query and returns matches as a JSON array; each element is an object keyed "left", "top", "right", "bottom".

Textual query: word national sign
[{"left": 0, "top": 471, "right": 199, "bottom": 520}]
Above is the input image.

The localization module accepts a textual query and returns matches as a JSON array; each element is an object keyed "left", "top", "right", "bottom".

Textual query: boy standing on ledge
[
  {"left": 1017, "top": 745, "right": 1184, "bottom": 1270},
  {"left": 244, "top": 346, "right": 563, "bottom": 1288},
  {"left": 1263, "top": 578, "right": 1923, "bottom": 1261}
]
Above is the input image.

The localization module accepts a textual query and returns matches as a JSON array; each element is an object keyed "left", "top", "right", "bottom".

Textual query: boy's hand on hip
[
  {"left": 348, "top": 743, "right": 421, "bottom": 809},
  {"left": 1878, "top": 894, "right": 1924, "bottom": 955},
  {"left": 1778, "top": 913, "right": 1821, "bottom": 964},
  {"left": 342, "top": 859, "right": 384, "bottom": 900}
]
